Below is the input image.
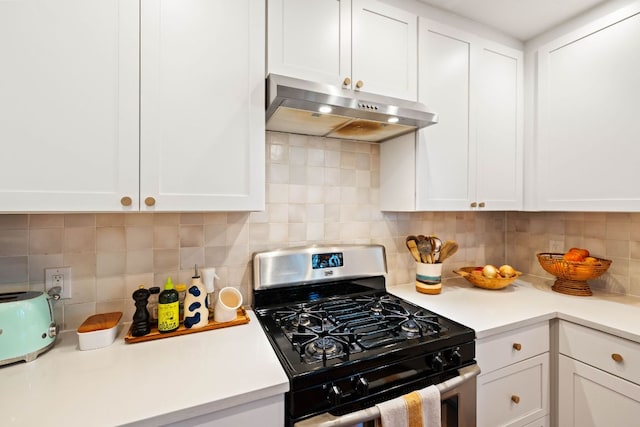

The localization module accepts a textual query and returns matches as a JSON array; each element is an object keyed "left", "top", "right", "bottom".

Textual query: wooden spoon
[
  {"left": 405, "top": 236, "right": 422, "bottom": 263},
  {"left": 438, "top": 240, "right": 459, "bottom": 263}
]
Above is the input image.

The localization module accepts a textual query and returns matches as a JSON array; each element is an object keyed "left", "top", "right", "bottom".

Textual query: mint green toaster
[{"left": 0, "top": 291, "right": 57, "bottom": 366}]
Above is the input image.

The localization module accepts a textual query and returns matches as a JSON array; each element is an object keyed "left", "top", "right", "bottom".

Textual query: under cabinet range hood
[{"left": 266, "top": 74, "right": 438, "bottom": 143}]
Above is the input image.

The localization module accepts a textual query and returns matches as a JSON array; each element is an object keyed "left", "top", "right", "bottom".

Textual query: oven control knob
[
  {"left": 448, "top": 348, "right": 462, "bottom": 365},
  {"left": 431, "top": 352, "right": 445, "bottom": 372},
  {"left": 352, "top": 376, "right": 369, "bottom": 396},
  {"left": 326, "top": 384, "right": 342, "bottom": 405}
]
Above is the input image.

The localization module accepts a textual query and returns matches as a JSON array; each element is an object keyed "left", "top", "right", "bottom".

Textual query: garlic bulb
[
  {"left": 499, "top": 265, "right": 516, "bottom": 278},
  {"left": 482, "top": 265, "right": 499, "bottom": 279}
]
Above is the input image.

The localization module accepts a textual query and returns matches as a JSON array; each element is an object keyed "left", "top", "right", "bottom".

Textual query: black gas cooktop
[{"left": 254, "top": 277, "right": 474, "bottom": 375}]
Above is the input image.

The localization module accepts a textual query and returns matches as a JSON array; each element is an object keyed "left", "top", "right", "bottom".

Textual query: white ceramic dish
[{"left": 77, "top": 312, "right": 122, "bottom": 351}]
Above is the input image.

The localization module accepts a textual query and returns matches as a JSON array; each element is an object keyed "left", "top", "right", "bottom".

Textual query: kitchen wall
[
  {"left": 0, "top": 132, "right": 505, "bottom": 331},
  {"left": 507, "top": 211, "right": 640, "bottom": 295},
  {"left": 2, "top": 132, "right": 639, "bottom": 331}
]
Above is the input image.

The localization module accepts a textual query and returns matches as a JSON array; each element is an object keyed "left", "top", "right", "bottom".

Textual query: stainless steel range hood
[{"left": 266, "top": 74, "right": 438, "bottom": 143}]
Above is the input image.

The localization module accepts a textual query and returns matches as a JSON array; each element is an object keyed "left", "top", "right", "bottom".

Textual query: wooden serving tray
[{"left": 124, "top": 307, "right": 249, "bottom": 344}]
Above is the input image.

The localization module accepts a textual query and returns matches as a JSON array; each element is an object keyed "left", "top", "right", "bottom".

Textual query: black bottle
[{"left": 131, "top": 286, "right": 151, "bottom": 336}]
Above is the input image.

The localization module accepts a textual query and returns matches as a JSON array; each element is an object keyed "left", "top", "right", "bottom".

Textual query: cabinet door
[
  {"left": 267, "top": 0, "right": 351, "bottom": 88},
  {"left": 0, "top": 0, "right": 139, "bottom": 212},
  {"left": 474, "top": 41, "right": 523, "bottom": 211},
  {"left": 166, "top": 394, "right": 284, "bottom": 427},
  {"left": 415, "top": 19, "right": 472, "bottom": 210},
  {"left": 477, "top": 353, "right": 549, "bottom": 427},
  {"left": 558, "top": 355, "right": 640, "bottom": 426},
  {"left": 141, "top": 0, "right": 265, "bottom": 211},
  {"left": 535, "top": 5, "right": 640, "bottom": 211},
  {"left": 352, "top": 0, "right": 417, "bottom": 100}
]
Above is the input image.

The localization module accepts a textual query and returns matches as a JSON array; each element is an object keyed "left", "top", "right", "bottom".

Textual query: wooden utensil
[
  {"left": 405, "top": 236, "right": 422, "bottom": 263},
  {"left": 438, "top": 240, "right": 459, "bottom": 263}
]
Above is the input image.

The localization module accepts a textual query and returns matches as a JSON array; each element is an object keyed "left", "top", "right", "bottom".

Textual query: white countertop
[
  {"left": 0, "top": 310, "right": 289, "bottom": 427},
  {"left": 389, "top": 275, "right": 640, "bottom": 342},
  {"left": 4, "top": 278, "right": 640, "bottom": 426}
]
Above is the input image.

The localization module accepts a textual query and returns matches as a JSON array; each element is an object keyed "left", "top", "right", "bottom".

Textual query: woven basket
[
  {"left": 536, "top": 253, "right": 612, "bottom": 296},
  {"left": 454, "top": 267, "right": 521, "bottom": 290}
]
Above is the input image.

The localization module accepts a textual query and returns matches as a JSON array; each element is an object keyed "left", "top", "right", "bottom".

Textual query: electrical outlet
[
  {"left": 549, "top": 240, "right": 564, "bottom": 253},
  {"left": 45, "top": 267, "right": 72, "bottom": 299}
]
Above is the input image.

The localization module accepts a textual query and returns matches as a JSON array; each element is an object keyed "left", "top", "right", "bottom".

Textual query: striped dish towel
[{"left": 375, "top": 385, "right": 441, "bottom": 427}]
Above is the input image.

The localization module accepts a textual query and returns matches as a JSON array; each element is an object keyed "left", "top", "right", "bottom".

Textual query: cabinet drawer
[
  {"left": 523, "top": 415, "right": 548, "bottom": 427},
  {"left": 477, "top": 322, "right": 549, "bottom": 375},
  {"left": 477, "top": 353, "right": 549, "bottom": 427},
  {"left": 559, "top": 321, "right": 640, "bottom": 385}
]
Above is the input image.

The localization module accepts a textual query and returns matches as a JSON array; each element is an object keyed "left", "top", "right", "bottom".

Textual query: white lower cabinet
[
  {"left": 558, "top": 320, "right": 640, "bottom": 426},
  {"left": 476, "top": 322, "right": 550, "bottom": 427},
  {"left": 558, "top": 355, "right": 640, "bottom": 427},
  {"left": 523, "top": 415, "right": 549, "bottom": 427},
  {"left": 164, "top": 395, "right": 284, "bottom": 427}
]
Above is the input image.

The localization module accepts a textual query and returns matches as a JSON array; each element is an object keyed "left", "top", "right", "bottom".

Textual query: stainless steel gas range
[{"left": 252, "top": 244, "right": 479, "bottom": 427}]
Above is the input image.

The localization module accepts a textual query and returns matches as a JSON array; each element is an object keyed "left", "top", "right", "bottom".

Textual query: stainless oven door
[{"left": 293, "top": 364, "right": 480, "bottom": 427}]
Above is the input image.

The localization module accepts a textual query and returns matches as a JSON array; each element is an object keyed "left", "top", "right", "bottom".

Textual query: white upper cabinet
[
  {"left": 351, "top": 0, "right": 417, "bottom": 100},
  {"left": 0, "top": 0, "right": 264, "bottom": 212},
  {"left": 474, "top": 40, "right": 523, "bottom": 211},
  {"left": 0, "top": 0, "right": 139, "bottom": 212},
  {"left": 381, "top": 19, "right": 523, "bottom": 211},
  {"left": 267, "top": 0, "right": 351, "bottom": 89},
  {"left": 267, "top": 0, "right": 417, "bottom": 101},
  {"left": 415, "top": 21, "right": 473, "bottom": 211},
  {"left": 533, "top": 4, "right": 640, "bottom": 211},
  {"left": 140, "top": 0, "right": 265, "bottom": 211}
]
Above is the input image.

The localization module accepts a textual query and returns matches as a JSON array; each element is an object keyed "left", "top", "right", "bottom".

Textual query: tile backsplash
[{"left": 1, "top": 132, "right": 638, "bottom": 330}]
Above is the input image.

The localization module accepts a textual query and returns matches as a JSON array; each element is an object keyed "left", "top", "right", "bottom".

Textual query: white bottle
[
  {"left": 183, "top": 265, "right": 209, "bottom": 329},
  {"left": 200, "top": 267, "right": 219, "bottom": 317}
]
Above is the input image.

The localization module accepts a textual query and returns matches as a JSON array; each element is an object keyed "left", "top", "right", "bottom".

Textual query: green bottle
[{"left": 158, "top": 277, "right": 179, "bottom": 333}]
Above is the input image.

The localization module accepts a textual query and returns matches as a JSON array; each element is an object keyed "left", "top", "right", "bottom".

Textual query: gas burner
[
  {"left": 291, "top": 324, "right": 356, "bottom": 365},
  {"left": 393, "top": 310, "right": 445, "bottom": 339},
  {"left": 369, "top": 302, "right": 383, "bottom": 314},
  {"left": 294, "top": 313, "right": 313, "bottom": 328},
  {"left": 355, "top": 295, "right": 411, "bottom": 318},
  {"left": 272, "top": 305, "right": 327, "bottom": 333},
  {"left": 306, "top": 337, "right": 342, "bottom": 360},
  {"left": 401, "top": 319, "right": 421, "bottom": 336}
]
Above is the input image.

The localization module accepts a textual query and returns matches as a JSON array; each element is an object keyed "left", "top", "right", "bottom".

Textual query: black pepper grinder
[{"left": 131, "top": 285, "right": 151, "bottom": 336}]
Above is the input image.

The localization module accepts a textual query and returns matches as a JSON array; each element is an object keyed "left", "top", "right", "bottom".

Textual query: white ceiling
[{"left": 417, "top": 0, "right": 609, "bottom": 41}]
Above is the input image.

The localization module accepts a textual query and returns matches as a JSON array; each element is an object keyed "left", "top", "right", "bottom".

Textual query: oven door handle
[{"left": 293, "top": 364, "right": 481, "bottom": 427}]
